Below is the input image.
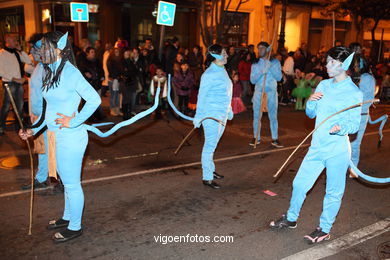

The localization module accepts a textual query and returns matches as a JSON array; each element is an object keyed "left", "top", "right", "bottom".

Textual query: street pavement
[{"left": 0, "top": 102, "right": 389, "bottom": 260}]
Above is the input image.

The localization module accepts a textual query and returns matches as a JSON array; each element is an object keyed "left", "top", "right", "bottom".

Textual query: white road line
[
  {"left": 0, "top": 128, "right": 387, "bottom": 199},
  {"left": 282, "top": 218, "right": 390, "bottom": 260},
  {"left": 0, "top": 143, "right": 309, "bottom": 198}
]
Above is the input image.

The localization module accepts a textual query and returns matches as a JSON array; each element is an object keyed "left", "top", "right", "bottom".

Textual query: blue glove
[{"left": 193, "top": 118, "right": 201, "bottom": 128}]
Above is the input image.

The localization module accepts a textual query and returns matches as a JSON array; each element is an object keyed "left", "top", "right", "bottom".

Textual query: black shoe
[
  {"left": 249, "top": 138, "right": 260, "bottom": 146},
  {"left": 213, "top": 172, "right": 224, "bottom": 179},
  {"left": 202, "top": 180, "right": 220, "bottom": 189},
  {"left": 270, "top": 214, "right": 297, "bottom": 229},
  {"left": 52, "top": 228, "right": 83, "bottom": 244},
  {"left": 304, "top": 227, "right": 330, "bottom": 244},
  {"left": 47, "top": 218, "right": 70, "bottom": 230},
  {"left": 271, "top": 139, "right": 284, "bottom": 148},
  {"left": 21, "top": 179, "right": 48, "bottom": 190}
]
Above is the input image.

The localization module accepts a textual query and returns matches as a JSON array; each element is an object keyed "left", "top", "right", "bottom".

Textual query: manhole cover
[{"left": 378, "top": 241, "right": 390, "bottom": 259}]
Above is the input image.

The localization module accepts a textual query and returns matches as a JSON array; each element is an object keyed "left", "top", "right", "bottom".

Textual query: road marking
[
  {"left": 282, "top": 218, "right": 390, "bottom": 260},
  {"left": 0, "top": 128, "right": 388, "bottom": 199},
  {"left": 0, "top": 143, "right": 309, "bottom": 198}
]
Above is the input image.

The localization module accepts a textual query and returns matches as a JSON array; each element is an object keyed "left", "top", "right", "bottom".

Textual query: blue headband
[
  {"left": 34, "top": 39, "right": 42, "bottom": 49},
  {"left": 210, "top": 53, "right": 223, "bottom": 60}
]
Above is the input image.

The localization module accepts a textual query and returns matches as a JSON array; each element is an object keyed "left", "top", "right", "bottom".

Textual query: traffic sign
[
  {"left": 156, "top": 1, "right": 176, "bottom": 26},
  {"left": 70, "top": 2, "right": 89, "bottom": 22}
]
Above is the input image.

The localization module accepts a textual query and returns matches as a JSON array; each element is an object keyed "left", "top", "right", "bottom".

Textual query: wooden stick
[
  {"left": 174, "top": 117, "right": 225, "bottom": 155},
  {"left": 273, "top": 99, "right": 379, "bottom": 179},
  {"left": 4, "top": 83, "right": 35, "bottom": 235}
]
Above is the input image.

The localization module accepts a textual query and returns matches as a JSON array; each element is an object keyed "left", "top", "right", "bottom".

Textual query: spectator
[
  {"left": 107, "top": 48, "right": 124, "bottom": 116},
  {"left": 79, "top": 47, "right": 105, "bottom": 121},
  {"left": 293, "top": 48, "right": 305, "bottom": 73},
  {"left": 165, "top": 37, "right": 180, "bottom": 75},
  {"left": 0, "top": 34, "right": 31, "bottom": 135},
  {"left": 226, "top": 46, "right": 240, "bottom": 74},
  {"left": 282, "top": 51, "right": 295, "bottom": 104},
  {"left": 187, "top": 45, "right": 204, "bottom": 87},
  {"left": 122, "top": 49, "right": 139, "bottom": 119},
  {"left": 231, "top": 73, "right": 246, "bottom": 114},
  {"left": 76, "top": 38, "right": 91, "bottom": 67},
  {"left": 94, "top": 40, "right": 104, "bottom": 62},
  {"left": 173, "top": 62, "right": 194, "bottom": 114},
  {"left": 248, "top": 44, "right": 257, "bottom": 63},
  {"left": 102, "top": 42, "right": 113, "bottom": 97},
  {"left": 149, "top": 67, "right": 168, "bottom": 118},
  {"left": 238, "top": 52, "right": 252, "bottom": 105},
  {"left": 131, "top": 47, "right": 147, "bottom": 92}
]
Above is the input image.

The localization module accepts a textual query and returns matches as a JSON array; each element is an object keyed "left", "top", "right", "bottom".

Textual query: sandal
[
  {"left": 52, "top": 228, "right": 83, "bottom": 243},
  {"left": 47, "top": 218, "right": 69, "bottom": 230}
]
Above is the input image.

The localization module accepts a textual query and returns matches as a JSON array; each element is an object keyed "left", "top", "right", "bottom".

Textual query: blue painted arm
[
  {"left": 334, "top": 91, "right": 363, "bottom": 135},
  {"left": 305, "top": 82, "right": 324, "bottom": 119},
  {"left": 69, "top": 69, "right": 101, "bottom": 128},
  {"left": 31, "top": 98, "right": 47, "bottom": 135}
]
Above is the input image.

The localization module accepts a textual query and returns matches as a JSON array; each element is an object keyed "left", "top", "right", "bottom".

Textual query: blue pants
[
  {"left": 252, "top": 90, "right": 278, "bottom": 141},
  {"left": 287, "top": 148, "right": 349, "bottom": 233},
  {"left": 350, "top": 115, "right": 368, "bottom": 166},
  {"left": 201, "top": 120, "right": 226, "bottom": 181},
  {"left": 56, "top": 129, "right": 88, "bottom": 231},
  {"left": 35, "top": 131, "right": 48, "bottom": 183},
  {"left": 108, "top": 81, "right": 120, "bottom": 109}
]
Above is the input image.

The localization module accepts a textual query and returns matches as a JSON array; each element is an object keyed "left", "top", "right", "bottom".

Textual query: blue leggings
[
  {"left": 55, "top": 129, "right": 88, "bottom": 231},
  {"left": 350, "top": 115, "right": 368, "bottom": 166},
  {"left": 252, "top": 90, "right": 278, "bottom": 141},
  {"left": 287, "top": 148, "right": 349, "bottom": 233},
  {"left": 35, "top": 131, "right": 48, "bottom": 183},
  {"left": 201, "top": 120, "right": 226, "bottom": 181}
]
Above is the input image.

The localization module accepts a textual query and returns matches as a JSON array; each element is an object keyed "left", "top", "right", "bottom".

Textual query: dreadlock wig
[{"left": 41, "top": 31, "right": 76, "bottom": 91}]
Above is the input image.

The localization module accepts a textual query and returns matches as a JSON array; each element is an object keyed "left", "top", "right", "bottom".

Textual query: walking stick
[
  {"left": 273, "top": 99, "right": 379, "bottom": 179},
  {"left": 174, "top": 117, "right": 225, "bottom": 155},
  {"left": 4, "top": 83, "right": 35, "bottom": 235}
]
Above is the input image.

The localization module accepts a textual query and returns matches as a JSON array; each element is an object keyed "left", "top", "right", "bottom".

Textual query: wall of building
[{"left": 0, "top": 0, "right": 37, "bottom": 41}]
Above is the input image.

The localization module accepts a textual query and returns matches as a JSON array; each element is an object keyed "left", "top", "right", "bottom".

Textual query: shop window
[{"left": 222, "top": 11, "right": 249, "bottom": 47}]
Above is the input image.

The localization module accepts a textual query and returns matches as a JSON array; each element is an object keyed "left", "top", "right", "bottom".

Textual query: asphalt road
[{"left": 0, "top": 102, "right": 389, "bottom": 260}]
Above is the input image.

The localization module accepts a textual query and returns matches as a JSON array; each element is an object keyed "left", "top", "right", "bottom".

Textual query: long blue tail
[{"left": 84, "top": 87, "right": 161, "bottom": 137}]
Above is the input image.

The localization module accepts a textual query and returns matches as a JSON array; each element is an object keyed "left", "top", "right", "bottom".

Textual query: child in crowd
[
  {"left": 231, "top": 73, "right": 246, "bottom": 114},
  {"left": 292, "top": 71, "right": 316, "bottom": 110},
  {"left": 173, "top": 62, "right": 195, "bottom": 115},
  {"left": 149, "top": 67, "right": 168, "bottom": 117}
]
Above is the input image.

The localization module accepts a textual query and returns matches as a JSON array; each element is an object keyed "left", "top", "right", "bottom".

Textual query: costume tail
[
  {"left": 167, "top": 74, "right": 194, "bottom": 121},
  {"left": 350, "top": 161, "right": 390, "bottom": 184},
  {"left": 368, "top": 114, "right": 388, "bottom": 147},
  {"left": 84, "top": 87, "right": 161, "bottom": 137}
]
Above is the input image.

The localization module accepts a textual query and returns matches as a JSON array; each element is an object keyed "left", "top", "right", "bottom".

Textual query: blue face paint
[{"left": 34, "top": 40, "right": 42, "bottom": 49}]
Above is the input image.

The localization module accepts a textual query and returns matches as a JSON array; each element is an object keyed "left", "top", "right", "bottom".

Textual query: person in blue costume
[
  {"left": 20, "top": 33, "right": 49, "bottom": 190},
  {"left": 269, "top": 46, "right": 363, "bottom": 244},
  {"left": 349, "top": 42, "right": 376, "bottom": 166},
  {"left": 250, "top": 42, "right": 283, "bottom": 148},
  {"left": 193, "top": 44, "right": 233, "bottom": 189},
  {"left": 19, "top": 31, "right": 101, "bottom": 243}
]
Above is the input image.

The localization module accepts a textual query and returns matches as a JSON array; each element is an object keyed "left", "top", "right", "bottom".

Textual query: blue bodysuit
[
  {"left": 32, "top": 59, "right": 101, "bottom": 231},
  {"left": 194, "top": 62, "right": 233, "bottom": 181},
  {"left": 350, "top": 73, "right": 375, "bottom": 166},
  {"left": 286, "top": 77, "right": 363, "bottom": 233},
  {"left": 250, "top": 58, "right": 282, "bottom": 141},
  {"left": 29, "top": 63, "right": 48, "bottom": 183}
]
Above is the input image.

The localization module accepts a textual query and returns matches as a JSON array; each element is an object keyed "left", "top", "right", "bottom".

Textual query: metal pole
[
  {"left": 332, "top": 12, "right": 335, "bottom": 47},
  {"left": 158, "top": 25, "right": 165, "bottom": 62}
]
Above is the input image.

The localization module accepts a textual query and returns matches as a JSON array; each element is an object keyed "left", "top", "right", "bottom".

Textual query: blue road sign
[
  {"left": 156, "top": 1, "right": 176, "bottom": 26},
  {"left": 70, "top": 2, "right": 89, "bottom": 22}
]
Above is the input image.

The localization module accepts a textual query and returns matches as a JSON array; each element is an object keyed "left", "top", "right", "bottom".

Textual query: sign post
[{"left": 156, "top": 1, "right": 176, "bottom": 61}]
